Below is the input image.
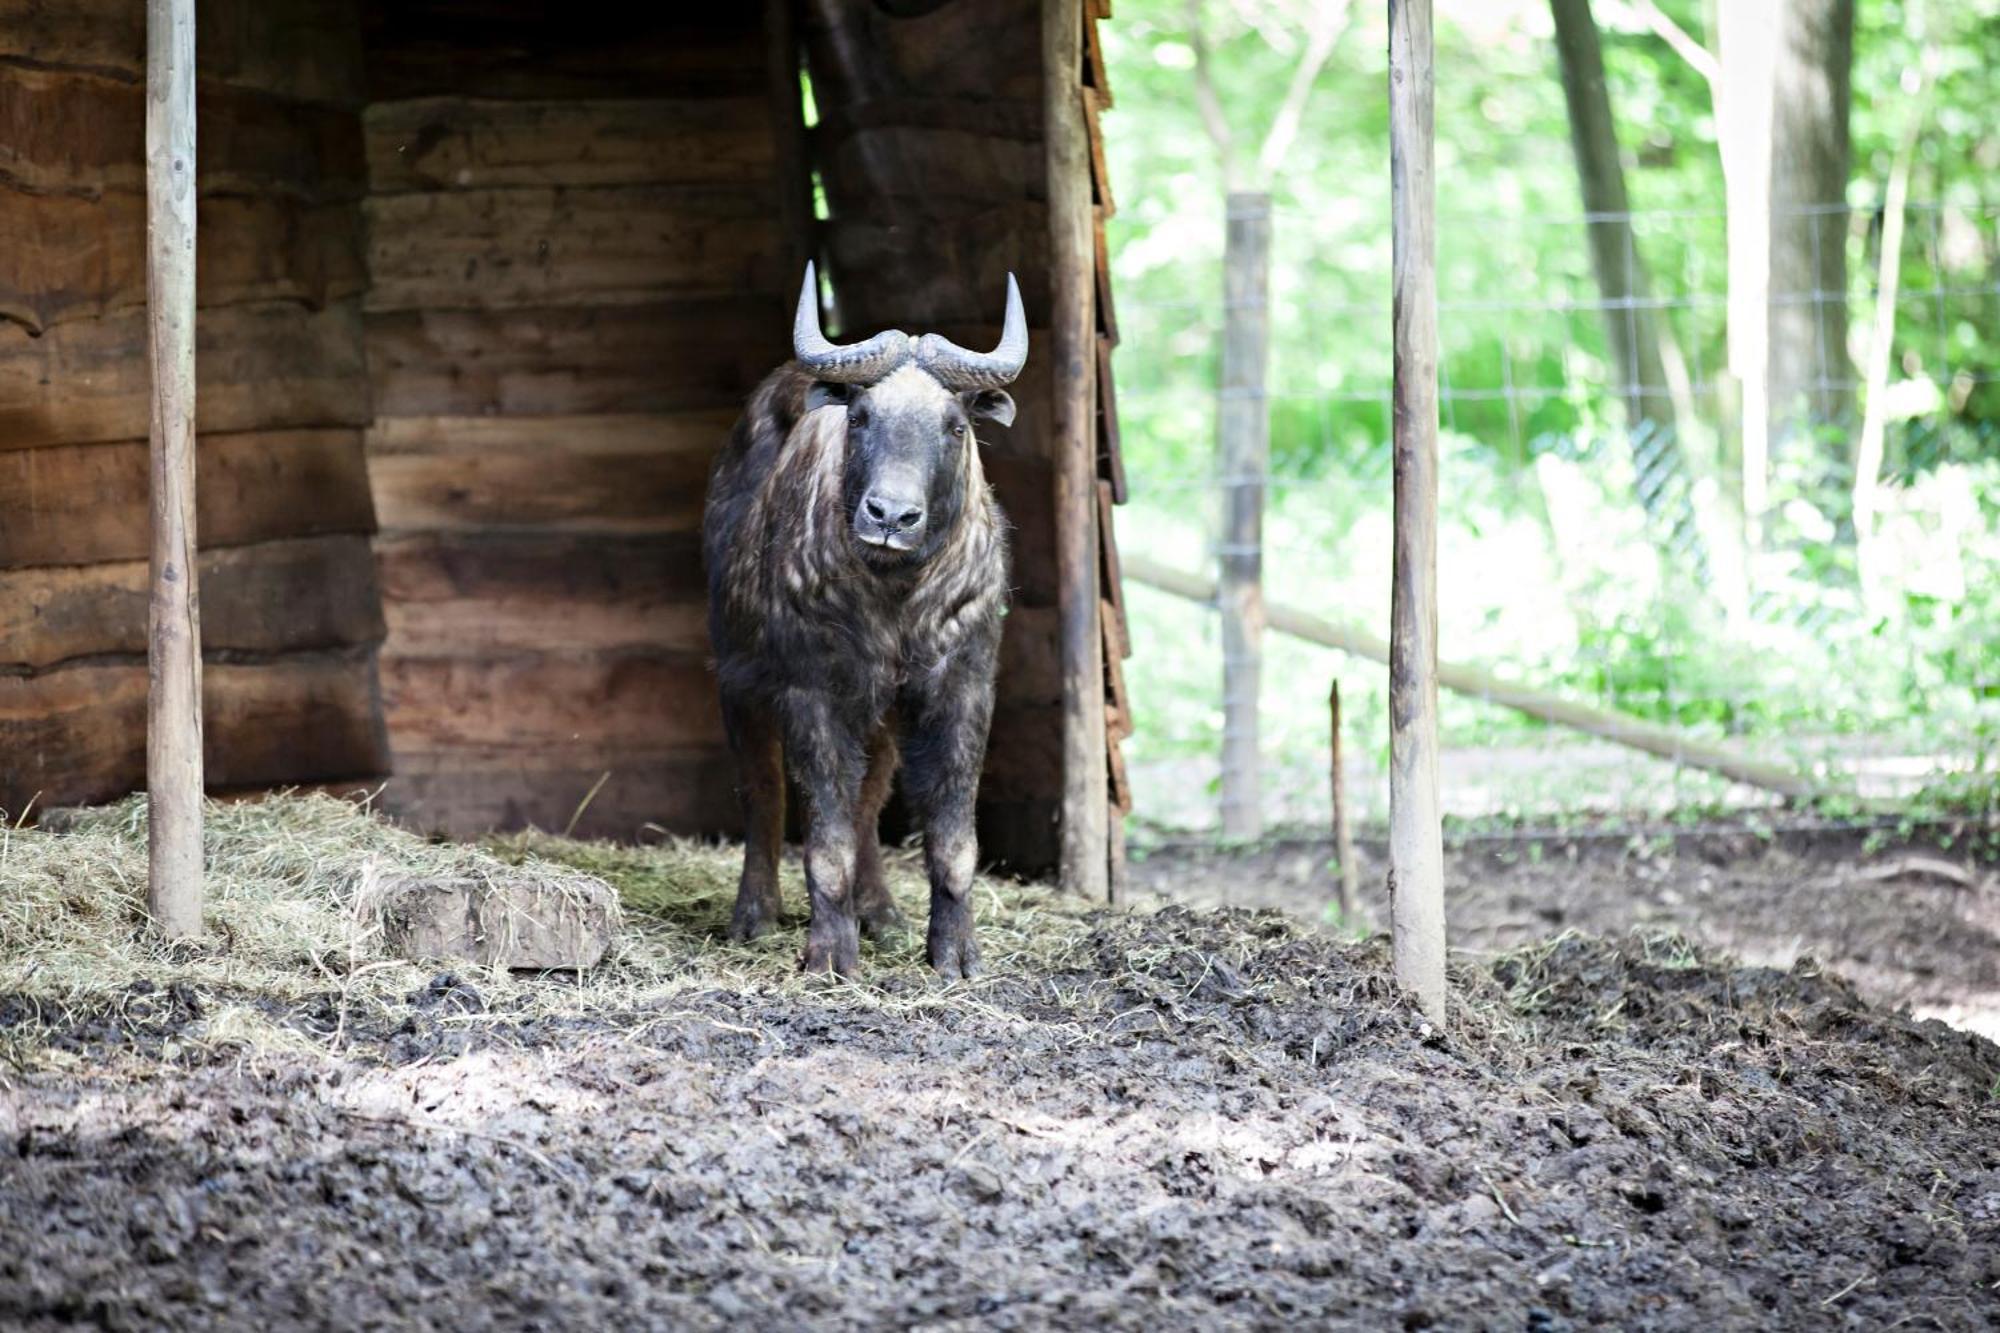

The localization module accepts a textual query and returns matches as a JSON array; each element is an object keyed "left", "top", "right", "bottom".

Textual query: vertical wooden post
[
  {"left": 1218, "top": 191, "right": 1271, "bottom": 842},
  {"left": 1329, "top": 679, "right": 1358, "bottom": 921},
  {"left": 146, "top": 0, "right": 202, "bottom": 938},
  {"left": 1388, "top": 0, "right": 1446, "bottom": 1022},
  {"left": 1046, "top": 0, "right": 1108, "bottom": 899}
]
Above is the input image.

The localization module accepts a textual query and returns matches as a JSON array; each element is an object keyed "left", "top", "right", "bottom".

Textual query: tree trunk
[
  {"left": 1217, "top": 191, "right": 1270, "bottom": 840},
  {"left": 1718, "top": 0, "right": 1778, "bottom": 548},
  {"left": 1548, "top": 0, "right": 1711, "bottom": 595},
  {"left": 1768, "top": 0, "right": 1855, "bottom": 484}
]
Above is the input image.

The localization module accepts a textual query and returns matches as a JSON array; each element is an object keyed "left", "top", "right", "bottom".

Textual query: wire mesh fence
[{"left": 1114, "top": 197, "right": 2000, "bottom": 840}]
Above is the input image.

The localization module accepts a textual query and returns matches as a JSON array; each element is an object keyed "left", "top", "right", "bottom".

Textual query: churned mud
[{"left": 4, "top": 871, "right": 1998, "bottom": 1329}]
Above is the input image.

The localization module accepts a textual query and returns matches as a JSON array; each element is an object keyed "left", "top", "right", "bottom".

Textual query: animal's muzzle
[{"left": 857, "top": 492, "right": 927, "bottom": 551}]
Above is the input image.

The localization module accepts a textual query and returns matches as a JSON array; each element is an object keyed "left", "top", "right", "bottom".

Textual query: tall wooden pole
[
  {"left": 1218, "top": 191, "right": 1271, "bottom": 841},
  {"left": 1046, "top": 0, "right": 1108, "bottom": 899},
  {"left": 1388, "top": 0, "right": 1445, "bottom": 1022},
  {"left": 147, "top": 0, "right": 203, "bottom": 938}
]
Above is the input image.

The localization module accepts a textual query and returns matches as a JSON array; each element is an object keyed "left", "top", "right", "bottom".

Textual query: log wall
[
  {"left": 0, "top": 0, "right": 389, "bottom": 815},
  {"left": 359, "top": 5, "right": 789, "bottom": 838}
]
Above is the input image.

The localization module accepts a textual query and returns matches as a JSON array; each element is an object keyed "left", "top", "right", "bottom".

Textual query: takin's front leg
[
  {"left": 782, "top": 692, "right": 869, "bottom": 976},
  {"left": 900, "top": 677, "right": 997, "bottom": 980}
]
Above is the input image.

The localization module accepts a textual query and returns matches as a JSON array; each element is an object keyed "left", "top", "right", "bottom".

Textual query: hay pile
[{"left": 0, "top": 792, "right": 1096, "bottom": 1043}]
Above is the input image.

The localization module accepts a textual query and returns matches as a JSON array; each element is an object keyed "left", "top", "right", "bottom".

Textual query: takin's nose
[{"left": 857, "top": 492, "right": 927, "bottom": 548}]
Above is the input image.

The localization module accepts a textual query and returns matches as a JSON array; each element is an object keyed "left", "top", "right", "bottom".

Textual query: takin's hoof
[
  {"left": 926, "top": 929, "right": 982, "bottom": 981},
  {"left": 727, "top": 893, "right": 783, "bottom": 943},
  {"left": 799, "top": 922, "right": 861, "bottom": 977}
]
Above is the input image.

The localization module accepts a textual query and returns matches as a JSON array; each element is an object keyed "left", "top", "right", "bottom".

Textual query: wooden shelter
[{"left": 0, "top": 0, "right": 1130, "bottom": 881}]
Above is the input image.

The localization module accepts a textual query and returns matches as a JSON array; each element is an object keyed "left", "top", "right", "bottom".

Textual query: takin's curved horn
[
  {"left": 792, "top": 261, "right": 910, "bottom": 383},
  {"left": 914, "top": 273, "right": 1028, "bottom": 389}
]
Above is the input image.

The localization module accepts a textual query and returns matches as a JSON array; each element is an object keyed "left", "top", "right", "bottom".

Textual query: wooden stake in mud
[
  {"left": 1330, "top": 680, "right": 1358, "bottom": 921},
  {"left": 146, "top": 0, "right": 203, "bottom": 938},
  {"left": 1046, "top": 0, "right": 1109, "bottom": 900},
  {"left": 1388, "top": 0, "right": 1446, "bottom": 1022}
]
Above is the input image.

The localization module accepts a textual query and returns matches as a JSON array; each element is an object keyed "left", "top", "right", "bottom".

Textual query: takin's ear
[
  {"left": 960, "top": 388, "right": 1016, "bottom": 428},
  {"left": 805, "top": 381, "right": 854, "bottom": 414}
]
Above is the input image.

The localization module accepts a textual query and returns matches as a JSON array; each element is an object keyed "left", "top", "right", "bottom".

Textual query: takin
[{"left": 701, "top": 263, "right": 1025, "bottom": 978}]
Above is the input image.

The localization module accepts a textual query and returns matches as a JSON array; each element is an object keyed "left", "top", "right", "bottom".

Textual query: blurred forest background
[{"left": 1102, "top": 0, "right": 2000, "bottom": 836}]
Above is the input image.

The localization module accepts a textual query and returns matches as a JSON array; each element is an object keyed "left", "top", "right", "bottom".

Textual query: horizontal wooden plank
[
  {"left": 1094, "top": 209, "right": 1119, "bottom": 348},
  {"left": 366, "top": 97, "right": 775, "bottom": 192},
  {"left": 819, "top": 126, "right": 1044, "bottom": 211},
  {"left": 0, "top": 535, "right": 384, "bottom": 671},
  {"left": 0, "top": 300, "right": 370, "bottom": 451},
  {"left": 1098, "top": 479, "right": 1128, "bottom": 631},
  {"left": 827, "top": 209, "right": 1051, "bottom": 332},
  {"left": 0, "top": 651, "right": 389, "bottom": 815},
  {"left": 364, "top": 11, "right": 765, "bottom": 102},
  {"left": 1097, "top": 333, "right": 1126, "bottom": 500},
  {"left": 376, "top": 531, "right": 708, "bottom": 659},
  {"left": 365, "top": 298, "right": 783, "bottom": 418},
  {"left": 0, "top": 429, "right": 374, "bottom": 569},
  {"left": 0, "top": 0, "right": 366, "bottom": 106},
  {"left": 0, "top": 66, "right": 365, "bottom": 199},
  {"left": 380, "top": 745, "right": 741, "bottom": 841},
  {"left": 1, "top": 191, "right": 365, "bottom": 334},
  {"left": 364, "top": 185, "right": 784, "bottom": 313},
  {"left": 1084, "top": 13, "right": 1113, "bottom": 109},
  {"left": 379, "top": 650, "right": 725, "bottom": 753},
  {"left": 367, "top": 412, "right": 731, "bottom": 534}
]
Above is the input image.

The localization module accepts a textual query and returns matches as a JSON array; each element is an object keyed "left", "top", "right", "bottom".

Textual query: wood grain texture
[
  {"left": 0, "top": 0, "right": 366, "bottom": 105},
  {"left": 365, "top": 97, "right": 774, "bottom": 192},
  {"left": 378, "top": 651, "right": 724, "bottom": 754},
  {"left": 374, "top": 532, "right": 707, "bottom": 659},
  {"left": 0, "top": 301, "right": 371, "bottom": 451},
  {"left": 0, "top": 652, "right": 391, "bottom": 815},
  {"left": 0, "top": 535, "right": 384, "bottom": 671},
  {"left": 364, "top": 185, "right": 783, "bottom": 313},
  {"left": 365, "top": 299, "right": 783, "bottom": 418},
  {"left": 367, "top": 412, "right": 733, "bottom": 535},
  {"left": 146, "top": 0, "right": 202, "bottom": 937},
  {"left": 0, "top": 68, "right": 366, "bottom": 199},
  {"left": 2, "top": 191, "right": 365, "bottom": 334},
  {"left": 1389, "top": 0, "right": 1447, "bottom": 1022},
  {"left": 0, "top": 429, "right": 375, "bottom": 569}
]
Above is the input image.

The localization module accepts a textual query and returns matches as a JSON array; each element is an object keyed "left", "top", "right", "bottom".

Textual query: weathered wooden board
[
  {"left": 819, "top": 126, "right": 1044, "bottom": 212},
  {"left": 0, "top": 301, "right": 371, "bottom": 451},
  {"left": 2, "top": 191, "right": 365, "bottom": 333},
  {"left": 0, "top": 429, "right": 374, "bottom": 568},
  {"left": 0, "top": 0, "right": 366, "bottom": 106},
  {"left": 0, "top": 535, "right": 384, "bottom": 671},
  {"left": 1097, "top": 479, "right": 1128, "bottom": 631},
  {"left": 379, "top": 650, "right": 725, "bottom": 754},
  {"left": 996, "top": 605, "right": 1061, "bottom": 709},
  {"left": 375, "top": 532, "right": 708, "bottom": 659},
  {"left": 1093, "top": 210, "right": 1119, "bottom": 347},
  {"left": 828, "top": 210, "right": 1051, "bottom": 331},
  {"left": 367, "top": 412, "right": 734, "bottom": 534},
  {"left": 0, "top": 68, "right": 365, "bottom": 199},
  {"left": 364, "top": 185, "right": 784, "bottom": 313},
  {"left": 366, "top": 97, "right": 775, "bottom": 192},
  {"left": 806, "top": 2, "right": 1041, "bottom": 105},
  {"left": 983, "top": 454, "right": 1058, "bottom": 608},
  {"left": 0, "top": 652, "right": 390, "bottom": 814},
  {"left": 1084, "top": 12, "right": 1113, "bottom": 108},
  {"left": 363, "top": 9, "right": 765, "bottom": 102},
  {"left": 365, "top": 299, "right": 782, "bottom": 418},
  {"left": 978, "top": 701, "right": 1064, "bottom": 802},
  {"left": 1082, "top": 87, "right": 1115, "bottom": 219},
  {"left": 381, "top": 746, "right": 741, "bottom": 841}
]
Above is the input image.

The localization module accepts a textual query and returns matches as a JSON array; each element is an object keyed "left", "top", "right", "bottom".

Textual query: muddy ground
[
  {"left": 1131, "top": 820, "right": 2000, "bottom": 1039},
  {"left": 3, "top": 830, "right": 1999, "bottom": 1330}
]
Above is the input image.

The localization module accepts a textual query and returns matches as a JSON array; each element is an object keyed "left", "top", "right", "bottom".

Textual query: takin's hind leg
[
  {"left": 723, "top": 695, "right": 786, "bottom": 942},
  {"left": 852, "top": 726, "right": 906, "bottom": 940}
]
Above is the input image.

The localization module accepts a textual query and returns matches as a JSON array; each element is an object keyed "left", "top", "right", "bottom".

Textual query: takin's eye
[{"left": 949, "top": 421, "right": 966, "bottom": 438}]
